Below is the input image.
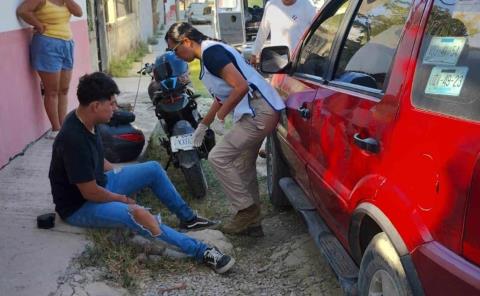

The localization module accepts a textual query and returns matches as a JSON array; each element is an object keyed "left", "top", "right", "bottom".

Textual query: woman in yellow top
[{"left": 17, "top": 0, "right": 82, "bottom": 139}]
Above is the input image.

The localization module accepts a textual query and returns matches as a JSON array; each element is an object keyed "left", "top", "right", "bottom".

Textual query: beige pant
[{"left": 209, "top": 92, "right": 279, "bottom": 211}]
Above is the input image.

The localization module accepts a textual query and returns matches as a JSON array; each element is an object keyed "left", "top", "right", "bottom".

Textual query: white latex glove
[
  {"left": 192, "top": 123, "right": 208, "bottom": 147},
  {"left": 211, "top": 115, "right": 225, "bottom": 136}
]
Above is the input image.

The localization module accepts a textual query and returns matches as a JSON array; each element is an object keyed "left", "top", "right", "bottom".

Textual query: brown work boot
[{"left": 222, "top": 204, "right": 261, "bottom": 235}]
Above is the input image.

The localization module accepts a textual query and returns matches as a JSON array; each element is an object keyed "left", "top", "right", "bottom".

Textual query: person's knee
[
  {"left": 44, "top": 88, "right": 59, "bottom": 98},
  {"left": 59, "top": 86, "right": 69, "bottom": 96},
  {"left": 145, "top": 161, "right": 166, "bottom": 177},
  {"left": 130, "top": 206, "right": 161, "bottom": 236}
]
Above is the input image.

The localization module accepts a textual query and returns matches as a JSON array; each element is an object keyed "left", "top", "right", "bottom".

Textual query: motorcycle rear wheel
[{"left": 181, "top": 162, "right": 208, "bottom": 199}]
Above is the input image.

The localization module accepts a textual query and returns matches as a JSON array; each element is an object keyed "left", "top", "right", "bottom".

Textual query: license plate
[
  {"left": 170, "top": 134, "right": 194, "bottom": 152},
  {"left": 423, "top": 37, "right": 466, "bottom": 66},
  {"left": 425, "top": 66, "right": 468, "bottom": 96}
]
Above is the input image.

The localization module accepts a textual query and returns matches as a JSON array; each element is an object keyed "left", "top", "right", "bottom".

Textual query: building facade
[{"left": 0, "top": 0, "right": 91, "bottom": 168}]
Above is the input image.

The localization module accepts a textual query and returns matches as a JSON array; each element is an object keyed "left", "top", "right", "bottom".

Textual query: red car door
[
  {"left": 272, "top": 73, "right": 317, "bottom": 198},
  {"left": 297, "top": 0, "right": 417, "bottom": 243}
]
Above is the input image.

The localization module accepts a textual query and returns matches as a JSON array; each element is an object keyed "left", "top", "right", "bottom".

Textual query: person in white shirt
[{"left": 250, "top": 0, "right": 320, "bottom": 66}]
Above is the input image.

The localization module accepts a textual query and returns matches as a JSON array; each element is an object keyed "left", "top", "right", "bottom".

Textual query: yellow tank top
[{"left": 34, "top": 0, "right": 72, "bottom": 40}]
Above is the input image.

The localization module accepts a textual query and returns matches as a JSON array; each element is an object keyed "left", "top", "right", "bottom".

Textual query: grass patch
[
  {"left": 188, "top": 59, "right": 210, "bottom": 98},
  {"left": 109, "top": 42, "right": 150, "bottom": 77},
  {"left": 77, "top": 229, "right": 144, "bottom": 289}
]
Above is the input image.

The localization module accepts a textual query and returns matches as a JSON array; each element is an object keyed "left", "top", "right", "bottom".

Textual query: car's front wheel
[
  {"left": 358, "top": 232, "right": 413, "bottom": 296},
  {"left": 266, "top": 135, "right": 291, "bottom": 208}
]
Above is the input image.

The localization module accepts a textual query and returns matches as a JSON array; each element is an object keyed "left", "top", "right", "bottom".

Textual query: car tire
[
  {"left": 266, "top": 135, "right": 291, "bottom": 208},
  {"left": 358, "top": 232, "right": 413, "bottom": 296}
]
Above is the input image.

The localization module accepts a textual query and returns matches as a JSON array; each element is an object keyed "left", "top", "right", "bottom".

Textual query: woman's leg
[
  {"left": 58, "top": 70, "right": 72, "bottom": 126},
  {"left": 209, "top": 99, "right": 279, "bottom": 211},
  {"left": 234, "top": 140, "right": 264, "bottom": 205},
  {"left": 38, "top": 71, "right": 61, "bottom": 131}
]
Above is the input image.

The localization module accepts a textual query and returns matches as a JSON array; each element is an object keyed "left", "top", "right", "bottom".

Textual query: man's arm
[
  {"left": 104, "top": 159, "right": 114, "bottom": 172},
  {"left": 76, "top": 180, "right": 135, "bottom": 204},
  {"left": 250, "top": 3, "right": 271, "bottom": 65}
]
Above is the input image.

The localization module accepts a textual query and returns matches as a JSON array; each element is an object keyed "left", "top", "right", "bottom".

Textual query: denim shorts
[{"left": 30, "top": 34, "right": 74, "bottom": 72}]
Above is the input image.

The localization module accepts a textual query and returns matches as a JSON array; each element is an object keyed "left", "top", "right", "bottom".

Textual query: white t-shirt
[{"left": 251, "top": 0, "right": 321, "bottom": 57}]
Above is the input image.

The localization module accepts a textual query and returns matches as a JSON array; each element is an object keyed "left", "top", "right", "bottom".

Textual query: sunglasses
[{"left": 167, "top": 40, "right": 184, "bottom": 53}]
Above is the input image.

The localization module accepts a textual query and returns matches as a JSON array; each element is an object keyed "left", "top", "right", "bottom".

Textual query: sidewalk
[
  {"left": 0, "top": 136, "right": 86, "bottom": 296},
  {"left": 0, "top": 26, "right": 172, "bottom": 296},
  {"left": 0, "top": 19, "right": 218, "bottom": 296}
]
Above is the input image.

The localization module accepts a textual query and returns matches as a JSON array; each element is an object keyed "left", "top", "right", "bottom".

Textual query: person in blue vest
[{"left": 165, "top": 22, "right": 285, "bottom": 236}]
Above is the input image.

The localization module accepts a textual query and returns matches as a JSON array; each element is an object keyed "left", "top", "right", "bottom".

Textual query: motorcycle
[
  {"left": 138, "top": 52, "right": 215, "bottom": 199},
  {"left": 98, "top": 109, "right": 145, "bottom": 163}
]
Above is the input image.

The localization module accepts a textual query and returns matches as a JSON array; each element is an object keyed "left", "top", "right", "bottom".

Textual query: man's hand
[
  {"left": 104, "top": 159, "right": 114, "bottom": 172},
  {"left": 250, "top": 54, "right": 258, "bottom": 67},
  {"left": 112, "top": 193, "right": 136, "bottom": 204},
  {"left": 192, "top": 123, "right": 208, "bottom": 147},
  {"left": 77, "top": 180, "right": 135, "bottom": 204}
]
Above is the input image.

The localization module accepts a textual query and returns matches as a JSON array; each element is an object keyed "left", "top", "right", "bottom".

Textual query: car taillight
[
  {"left": 463, "top": 157, "right": 480, "bottom": 266},
  {"left": 113, "top": 133, "right": 144, "bottom": 142}
]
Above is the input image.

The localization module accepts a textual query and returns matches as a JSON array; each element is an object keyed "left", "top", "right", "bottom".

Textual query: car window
[
  {"left": 296, "top": 0, "right": 351, "bottom": 78},
  {"left": 333, "top": 0, "right": 413, "bottom": 91},
  {"left": 412, "top": 0, "right": 480, "bottom": 121},
  {"left": 190, "top": 4, "right": 206, "bottom": 14}
]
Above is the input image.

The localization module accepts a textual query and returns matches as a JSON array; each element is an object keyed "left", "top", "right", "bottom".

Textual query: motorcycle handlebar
[{"left": 137, "top": 63, "right": 153, "bottom": 75}]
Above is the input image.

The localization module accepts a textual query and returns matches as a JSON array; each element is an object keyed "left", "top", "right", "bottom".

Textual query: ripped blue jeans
[{"left": 65, "top": 161, "right": 208, "bottom": 261}]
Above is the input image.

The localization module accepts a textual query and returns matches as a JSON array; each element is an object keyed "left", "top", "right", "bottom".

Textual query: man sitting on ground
[{"left": 49, "top": 72, "right": 235, "bottom": 274}]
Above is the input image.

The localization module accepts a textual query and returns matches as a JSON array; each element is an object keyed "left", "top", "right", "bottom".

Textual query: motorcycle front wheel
[{"left": 181, "top": 162, "right": 208, "bottom": 199}]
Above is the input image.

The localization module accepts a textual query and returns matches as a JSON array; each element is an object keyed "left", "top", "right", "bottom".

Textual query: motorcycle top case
[{"left": 98, "top": 110, "right": 145, "bottom": 163}]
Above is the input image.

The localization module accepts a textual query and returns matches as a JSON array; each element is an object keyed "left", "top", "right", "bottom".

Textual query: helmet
[{"left": 153, "top": 51, "right": 189, "bottom": 82}]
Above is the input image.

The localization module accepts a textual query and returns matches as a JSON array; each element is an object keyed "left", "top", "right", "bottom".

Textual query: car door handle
[
  {"left": 297, "top": 106, "right": 311, "bottom": 119},
  {"left": 353, "top": 133, "right": 380, "bottom": 153}
]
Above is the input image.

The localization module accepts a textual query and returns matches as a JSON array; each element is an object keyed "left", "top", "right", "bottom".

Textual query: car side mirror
[{"left": 260, "top": 46, "right": 291, "bottom": 74}]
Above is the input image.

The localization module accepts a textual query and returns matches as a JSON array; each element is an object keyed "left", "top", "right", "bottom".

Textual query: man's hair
[{"left": 77, "top": 72, "right": 120, "bottom": 106}]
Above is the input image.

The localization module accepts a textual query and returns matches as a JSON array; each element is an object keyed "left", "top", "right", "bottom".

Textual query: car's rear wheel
[
  {"left": 266, "top": 135, "right": 291, "bottom": 208},
  {"left": 358, "top": 232, "right": 413, "bottom": 296}
]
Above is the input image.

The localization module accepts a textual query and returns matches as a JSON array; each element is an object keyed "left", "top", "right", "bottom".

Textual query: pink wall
[{"left": 0, "top": 20, "right": 91, "bottom": 167}]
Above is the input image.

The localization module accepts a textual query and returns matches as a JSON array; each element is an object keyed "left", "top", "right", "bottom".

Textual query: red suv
[{"left": 260, "top": 0, "right": 480, "bottom": 294}]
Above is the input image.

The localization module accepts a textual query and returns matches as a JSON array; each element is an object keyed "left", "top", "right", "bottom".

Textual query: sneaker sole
[
  {"left": 216, "top": 257, "right": 236, "bottom": 274},
  {"left": 179, "top": 222, "right": 221, "bottom": 232}
]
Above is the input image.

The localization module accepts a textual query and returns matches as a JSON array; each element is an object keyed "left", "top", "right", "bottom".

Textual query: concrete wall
[
  {"left": 106, "top": 14, "right": 140, "bottom": 58},
  {"left": 103, "top": 0, "right": 141, "bottom": 61},
  {"left": 0, "top": 1, "right": 91, "bottom": 168},
  {"left": 139, "top": 0, "right": 154, "bottom": 42}
]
